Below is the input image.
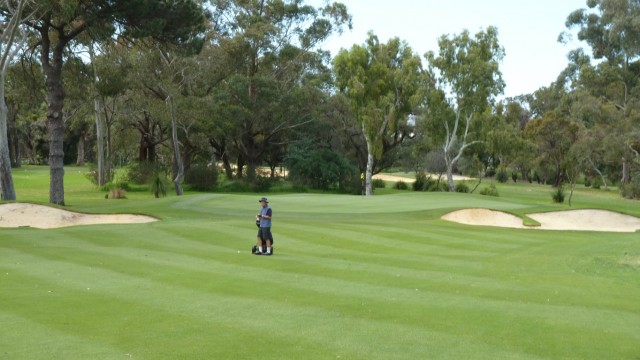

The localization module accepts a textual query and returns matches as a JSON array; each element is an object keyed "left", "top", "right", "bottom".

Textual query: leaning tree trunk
[{"left": 0, "top": 81, "right": 16, "bottom": 201}]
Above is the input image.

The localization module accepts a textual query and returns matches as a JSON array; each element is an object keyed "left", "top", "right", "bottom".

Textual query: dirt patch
[
  {"left": 442, "top": 208, "right": 640, "bottom": 233},
  {"left": 373, "top": 173, "right": 474, "bottom": 183},
  {"left": 0, "top": 203, "right": 157, "bottom": 229}
]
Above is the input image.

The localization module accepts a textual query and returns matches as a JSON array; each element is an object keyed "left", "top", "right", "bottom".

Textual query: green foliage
[
  {"left": 285, "top": 140, "right": 356, "bottom": 190},
  {"left": 84, "top": 164, "right": 115, "bottom": 186},
  {"left": 150, "top": 174, "right": 168, "bottom": 198},
  {"left": 496, "top": 167, "right": 509, "bottom": 183},
  {"left": 394, "top": 181, "right": 409, "bottom": 190},
  {"left": 125, "top": 161, "right": 167, "bottom": 185},
  {"left": 479, "top": 183, "right": 499, "bottom": 197},
  {"left": 454, "top": 182, "right": 469, "bottom": 193},
  {"left": 621, "top": 178, "right": 640, "bottom": 200},
  {"left": 372, "top": 178, "right": 386, "bottom": 189},
  {"left": 511, "top": 172, "right": 518, "bottom": 182},
  {"left": 552, "top": 187, "right": 566, "bottom": 203},
  {"left": 184, "top": 164, "right": 219, "bottom": 191}
]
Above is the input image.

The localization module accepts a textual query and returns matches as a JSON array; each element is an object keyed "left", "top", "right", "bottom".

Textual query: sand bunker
[
  {"left": 0, "top": 203, "right": 157, "bottom": 229},
  {"left": 442, "top": 208, "right": 640, "bottom": 233}
]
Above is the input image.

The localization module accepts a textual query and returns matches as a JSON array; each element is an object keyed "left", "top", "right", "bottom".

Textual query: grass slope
[{"left": 1, "top": 166, "right": 639, "bottom": 359}]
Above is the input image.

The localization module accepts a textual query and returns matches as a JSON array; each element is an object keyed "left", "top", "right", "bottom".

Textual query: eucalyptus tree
[
  {"left": 424, "top": 27, "right": 505, "bottom": 192},
  {"left": 563, "top": 0, "right": 640, "bottom": 184},
  {"left": 206, "top": 0, "right": 351, "bottom": 181},
  {"left": 333, "top": 33, "right": 424, "bottom": 196},
  {"left": 7, "top": 0, "right": 206, "bottom": 205},
  {"left": 0, "top": 0, "right": 33, "bottom": 200}
]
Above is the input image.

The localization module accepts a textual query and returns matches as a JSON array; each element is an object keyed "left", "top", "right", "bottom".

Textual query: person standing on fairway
[{"left": 255, "top": 197, "right": 273, "bottom": 255}]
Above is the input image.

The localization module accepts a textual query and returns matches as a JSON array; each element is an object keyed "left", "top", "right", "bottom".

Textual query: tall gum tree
[
  {"left": 563, "top": 0, "right": 640, "bottom": 184},
  {"left": 333, "top": 33, "right": 424, "bottom": 196},
  {"left": 0, "top": 0, "right": 32, "bottom": 201},
  {"left": 12, "top": 0, "right": 205, "bottom": 205},
  {"left": 424, "top": 27, "right": 505, "bottom": 192}
]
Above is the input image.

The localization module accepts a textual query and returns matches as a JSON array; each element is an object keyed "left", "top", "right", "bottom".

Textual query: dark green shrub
[
  {"left": 413, "top": 172, "right": 427, "bottom": 191},
  {"left": 252, "top": 175, "right": 273, "bottom": 193},
  {"left": 126, "top": 161, "right": 167, "bottom": 185},
  {"left": 394, "top": 181, "right": 408, "bottom": 190},
  {"left": 511, "top": 172, "right": 518, "bottom": 182},
  {"left": 150, "top": 174, "right": 168, "bottom": 198},
  {"left": 184, "top": 164, "right": 218, "bottom": 191},
  {"left": 592, "top": 178, "right": 602, "bottom": 189},
  {"left": 486, "top": 166, "right": 496, "bottom": 178},
  {"left": 496, "top": 167, "right": 509, "bottom": 183},
  {"left": 372, "top": 178, "right": 386, "bottom": 189},
  {"left": 584, "top": 177, "right": 592, "bottom": 187},
  {"left": 551, "top": 187, "right": 565, "bottom": 203},
  {"left": 285, "top": 140, "right": 355, "bottom": 190},
  {"left": 480, "top": 184, "right": 499, "bottom": 197},
  {"left": 454, "top": 182, "right": 469, "bottom": 193},
  {"left": 621, "top": 178, "right": 640, "bottom": 199}
]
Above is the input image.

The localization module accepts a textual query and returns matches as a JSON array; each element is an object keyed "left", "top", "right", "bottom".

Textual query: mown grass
[{"left": 1, "top": 166, "right": 639, "bottom": 359}]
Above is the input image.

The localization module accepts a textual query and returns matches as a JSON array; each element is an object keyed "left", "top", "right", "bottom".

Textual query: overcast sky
[{"left": 314, "top": 0, "right": 590, "bottom": 98}]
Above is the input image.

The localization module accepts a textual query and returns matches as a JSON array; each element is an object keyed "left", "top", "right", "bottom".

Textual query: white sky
[{"left": 315, "top": 0, "right": 589, "bottom": 98}]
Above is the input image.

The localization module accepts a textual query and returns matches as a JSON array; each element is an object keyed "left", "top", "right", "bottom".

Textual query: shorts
[{"left": 257, "top": 227, "right": 273, "bottom": 242}]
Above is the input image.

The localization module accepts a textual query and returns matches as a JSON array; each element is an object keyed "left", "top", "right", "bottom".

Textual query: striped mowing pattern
[{"left": 1, "top": 193, "right": 639, "bottom": 359}]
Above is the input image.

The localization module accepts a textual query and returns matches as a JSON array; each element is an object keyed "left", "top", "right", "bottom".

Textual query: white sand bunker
[
  {"left": 0, "top": 203, "right": 157, "bottom": 229},
  {"left": 442, "top": 208, "right": 640, "bottom": 233}
]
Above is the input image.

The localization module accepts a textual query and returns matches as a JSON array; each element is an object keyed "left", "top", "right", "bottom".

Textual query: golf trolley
[{"left": 252, "top": 215, "right": 274, "bottom": 255}]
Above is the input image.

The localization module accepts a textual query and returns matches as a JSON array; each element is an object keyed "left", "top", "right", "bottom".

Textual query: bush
[
  {"left": 285, "top": 140, "right": 356, "bottom": 190},
  {"left": 621, "top": 178, "right": 640, "bottom": 200},
  {"left": 454, "top": 182, "right": 469, "bottom": 193},
  {"left": 511, "top": 172, "right": 518, "bottom": 182},
  {"left": 584, "top": 177, "right": 592, "bottom": 187},
  {"left": 84, "top": 164, "right": 115, "bottom": 186},
  {"left": 126, "top": 161, "right": 167, "bottom": 185},
  {"left": 184, "top": 164, "right": 219, "bottom": 191},
  {"left": 150, "top": 174, "right": 168, "bottom": 198},
  {"left": 372, "top": 178, "right": 386, "bottom": 189},
  {"left": 480, "top": 184, "right": 499, "bottom": 197},
  {"left": 413, "top": 172, "right": 428, "bottom": 191},
  {"left": 394, "top": 181, "right": 408, "bottom": 190},
  {"left": 551, "top": 187, "right": 565, "bottom": 203},
  {"left": 252, "top": 175, "right": 273, "bottom": 193},
  {"left": 496, "top": 167, "right": 509, "bottom": 183}
]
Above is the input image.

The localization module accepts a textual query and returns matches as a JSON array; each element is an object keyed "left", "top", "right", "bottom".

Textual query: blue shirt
[{"left": 259, "top": 205, "right": 272, "bottom": 228}]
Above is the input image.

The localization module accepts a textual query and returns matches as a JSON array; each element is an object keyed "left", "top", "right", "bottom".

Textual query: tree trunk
[
  {"left": 621, "top": 158, "right": 630, "bottom": 184},
  {"left": 168, "top": 95, "right": 183, "bottom": 195},
  {"left": 41, "top": 26, "right": 66, "bottom": 206},
  {"left": 363, "top": 122, "right": 373, "bottom": 196},
  {"left": 89, "top": 45, "right": 106, "bottom": 186},
  {"left": 0, "top": 81, "right": 16, "bottom": 201},
  {"left": 76, "top": 127, "right": 87, "bottom": 166},
  {"left": 7, "top": 101, "right": 20, "bottom": 168}
]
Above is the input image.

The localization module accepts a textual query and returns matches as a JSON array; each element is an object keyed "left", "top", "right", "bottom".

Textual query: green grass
[{"left": 1, "top": 166, "right": 640, "bottom": 359}]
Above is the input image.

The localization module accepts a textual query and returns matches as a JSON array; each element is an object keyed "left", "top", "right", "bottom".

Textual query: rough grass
[{"left": 1, "top": 166, "right": 639, "bottom": 359}]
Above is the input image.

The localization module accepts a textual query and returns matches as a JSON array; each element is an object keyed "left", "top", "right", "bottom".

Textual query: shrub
[
  {"left": 584, "top": 177, "right": 592, "bottom": 187},
  {"left": 106, "top": 186, "right": 127, "bottom": 199},
  {"left": 150, "top": 174, "right": 168, "bottom": 198},
  {"left": 551, "top": 187, "right": 565, "bottom": 203},
  {"left": 126, "top": 161, "right": 167, "bottom": 185},
  {"left": 372, "top": 178, "right": 386, "bottom": 189},
  {"left": 394, "top": 181, "right": 408, "bottom": 190},
  {"left": 496, "top": 167, "right": 509, "bottom": 183},
  {"left": 84, "top": 164, "right": 115, "bottom": 186},
  {"left": 621, "top": 178, "right": 640, "bottom": 200},
  {"left": 511, "top": 172, "right": 518, "bottom": 182},
  {"left": 480, "top": 184, "right": 499, "bottom": 197},
  {"left": 252, "top": 175, "right": 273, "bottom": 193},
  {"left": 454, "top": 182, "right": 469, "bottom": 193},
  {"left": 184, "top": 164, "right": 218, "bottom": 191},
  {"left": 413, "top": 172, "right": 428, "bottom": 191},
  {"left": 285, "top": 140, "right": 356, "bottom": 190}
]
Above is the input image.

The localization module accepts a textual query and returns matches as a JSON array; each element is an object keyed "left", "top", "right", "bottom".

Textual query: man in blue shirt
[{"left": 255, "top": 197, "right": 273, "bottom": 255}]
